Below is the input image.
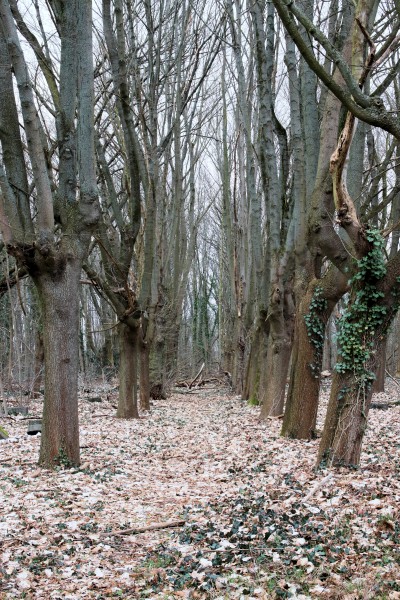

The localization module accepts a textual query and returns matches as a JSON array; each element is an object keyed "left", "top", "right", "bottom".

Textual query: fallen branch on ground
[
  {"left": 171, "top": 388, "right": 202, "bottom": 395},
  {"left": 303, "top": 473, "right": 334, "bottom": 503},
  {"left": 189, "top": 363, "right": 205, "bottom": 388},
  {"left": 4, "top": 415, "right": 42, "bottom": 421},
  {"left": 100, "top": 519, "right": 185, "bottom": 538},
  {"left": 371, "top": 401, "right": 400, "bottom": 409}
]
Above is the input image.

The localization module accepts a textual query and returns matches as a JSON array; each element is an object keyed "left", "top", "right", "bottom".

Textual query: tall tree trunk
[
  {"left": 260, "top": 285, "right": 294, "bottom": 417},
  {"left": 243, "top": 323, "right": 263, "bottom": 402},
  {"left": 117, "top": 323, "right": 139, "bottom": 418},
  {"left": 282, "top": 270, "right": 347, "bottom": 438},
  {"left": 0, "top": 0, "right": 100, "bottom": 468},
  {"left": 101, "top": 301, "right": 115, "bottom": 372},
  {"left": 318, "top": 232, "right": 400, "bottom": 467},
  {"left": 165, "top": 322, "right": 180, "bottom": 381},
  {"left": 260, "top": 337, "right": 292, "bottom": 417},
  {"left": 36, "top": 260, "right": 82, "bottom": 467},
  {"left": 281, "top": 287, "right": 321, "bottom": 438},
  {"left": 32, "top": 329, "right": 44, "bottom": 396},
  {"left": 139, "top": 336, "right": 150, "bottom": 411},
  {"left": 372, "top": 338, "right": 386, "bottom": 392},
  {"left": 318, "top": 362, "right": 377, "bottom": 467}
]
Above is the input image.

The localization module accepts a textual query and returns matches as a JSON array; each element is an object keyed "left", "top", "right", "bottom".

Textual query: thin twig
[
  {"left": 90, "top": 413, "right": 119, "bottom": 418},
  {"left": 385, "top": 369, "right": 400, "bottom": 389}
]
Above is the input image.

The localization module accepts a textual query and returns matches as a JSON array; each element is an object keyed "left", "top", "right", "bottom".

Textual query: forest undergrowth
[{"left": 1, "top": 379, "right": 400, "bottom": 599}]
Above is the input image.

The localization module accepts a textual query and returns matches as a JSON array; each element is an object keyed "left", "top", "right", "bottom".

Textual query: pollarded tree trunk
[
  {"left": 260, "top": 335, "right": 292, "bottom": 417},
  {"left": 151, "top": 308, "right": 181, "bottom": 389},
  {"left": 0, "top": 0, "right": 100, "bottom": 468},
  {"left": 35, "top": 258, "right": 82, "bottom": 467},
  {"left": 318, "top": 347, "right": 384, "bottom": 467},
  {"left": 282, "top": 269, "right": 347, "bottom": 439},
  {"left": 318, "top": 233, "right": 400, "bottom": 467},
  {"left": 117, "top": 323, "right": 139, "bottom": 418},
  {"left": 281, "top": 284, "right": 324, "bottom": 438},
  {"left": 317, "top": 368, "right": 375, "bottom": 467},
  {"left": 137, "top": 304, "right": 151, "bottom": 412},
  {"left": 260, "top": 287, "right": 294, "bottom": 418}
]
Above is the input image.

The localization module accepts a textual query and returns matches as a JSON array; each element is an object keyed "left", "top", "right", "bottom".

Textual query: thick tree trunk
[
  {"left": 117, "top": 323, "right": 139, "bottom": 418},
  {"left": 139, "top": 338, "right": 150, "bottom": 411},
  {"left": 372, "top": 339, "right": 386, "bottom": 393},
  {"left": 260, "top": 336, "right": 292, "bottom": 417},
  {"left": 282, "top": 270, "right": 347, "bottom": 439},
  {"left": 233, "top": 328, "right": 246, "bottom": 395},
  {"left": 281, "top": 287, "right": 322, "bottom": 438},
  {"left": 222, "top": 314, "right": 245, "bottom": 394},
  {"left": 35, "top": 260, "right": 81, "bottom": 467},
  {"left": 260, "top": 278, "right": 295, "bottom": 418},
  {"left": 317, "top": 256, "right": 400, "bottom": 468},
  {"left": 318, "top": 367, "right": 376, "bottom": 467},
  {"left": 242, "top": 325, "right": 262, "bottom": 402}
]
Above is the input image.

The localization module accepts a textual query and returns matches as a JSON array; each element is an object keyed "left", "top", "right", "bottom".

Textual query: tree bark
[
  {"left": 117, "top": 323, "right": 139, "bottom": 418},
  {"left": 372, "top": 338, "right": 386, "bottom": 392},
  {"left": 260, "top": 285, "right": 294, "bottom": 417},
  {"left": 139, "top": 337, "right": 151, "bottom": 411},
  {"left": 36, "top": 258, "right": 82, "bottom": 467},
  {"left": 282, "top": 269, "right": 347, "bottom": 438},
  {"left": 260, "top": 336, "right": 292, "bottom": 417},
  {"left": 317, "top": 247, "right": 400, "bottom": 467},
  {"left": 281, "top": 285, "right": 321, "bottom": 438},
  {"left": 0, "top": 0, "right": 98, "bottom": 469},
  {"left": 242, "top": 324, "right": 262, "bottom": 402},
  {"left": 318, "top": 365, "right": 376, "bottom": 467},
  {"left": 32, "top": 329, "right": 44, "bottom": 396}
]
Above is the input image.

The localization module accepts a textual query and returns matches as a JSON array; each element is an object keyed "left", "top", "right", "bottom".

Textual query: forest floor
[{"left": 0, "top": 378, "right": 400, "bottom": 599}]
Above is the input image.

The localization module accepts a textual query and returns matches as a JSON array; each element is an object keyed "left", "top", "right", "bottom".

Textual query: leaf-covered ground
[{"left": 1, "top": 380, "right": 400, "bottom": 599}]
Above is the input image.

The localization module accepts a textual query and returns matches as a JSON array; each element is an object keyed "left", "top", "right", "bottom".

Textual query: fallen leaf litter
[{"left": 0, "top": 380, "right": 399, "bottom": 598}]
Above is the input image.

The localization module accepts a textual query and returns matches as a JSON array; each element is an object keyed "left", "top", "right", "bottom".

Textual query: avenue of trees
[{"left": 1, "top": 0, "right": 400, "bottom": 469}]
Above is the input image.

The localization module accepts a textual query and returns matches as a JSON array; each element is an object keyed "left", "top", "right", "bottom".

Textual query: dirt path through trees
[{"left": 1, "top": 384, "right": 399, "bottom": 598}]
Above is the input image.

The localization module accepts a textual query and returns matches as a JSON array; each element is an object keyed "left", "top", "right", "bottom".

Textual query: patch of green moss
[
  {"left": 247, "top": 396, "right": 259, "bottom": 406},
  {"left": 0, "top": 424, "right": 9, "bottom": 439}
]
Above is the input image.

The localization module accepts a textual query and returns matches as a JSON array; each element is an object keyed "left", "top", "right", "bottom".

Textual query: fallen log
[{"left": 189, "top": 362, "right": 205, "bottom": 388}]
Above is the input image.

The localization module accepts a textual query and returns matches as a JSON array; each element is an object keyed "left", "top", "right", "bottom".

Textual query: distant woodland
[{"left": 0, "top": 0, "right": 400, "bottom": 469}]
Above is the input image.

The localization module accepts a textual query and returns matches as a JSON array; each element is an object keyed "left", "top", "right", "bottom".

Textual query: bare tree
[
  {"left": 0, "top": 0, "right": 100, "bottom": 466},
  {"left": 274, "top": 0, "right": 400, "bottom": 465}
]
